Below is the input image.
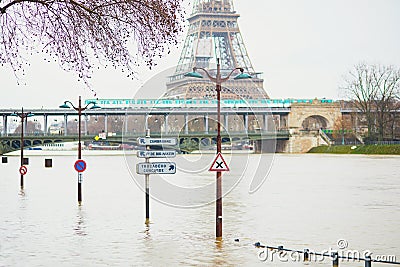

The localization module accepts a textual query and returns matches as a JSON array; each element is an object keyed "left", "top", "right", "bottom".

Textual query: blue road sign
[{"left": 74, "top": 160, "right": 87, "bottom": 173}]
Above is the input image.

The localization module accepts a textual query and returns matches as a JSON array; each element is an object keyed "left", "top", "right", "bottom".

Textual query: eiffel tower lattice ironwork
[
  {"left": 165, "top": 0, "right": 269, "bottom": 100},
  {"left": 164, "top": 0, "right": 269, "bottom": 99}
]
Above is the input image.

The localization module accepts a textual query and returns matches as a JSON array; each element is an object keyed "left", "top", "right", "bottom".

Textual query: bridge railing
[
  {"left": 319, "top": 129, "right": 333, "bottom": 145},
  {"left": 365, "top": 140, "right": 400, "bottom": 145}
]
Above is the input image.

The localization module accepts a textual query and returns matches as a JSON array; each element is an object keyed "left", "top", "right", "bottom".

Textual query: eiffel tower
[{"left": 165, "top": 0, "right": 269, "bottom": 100}]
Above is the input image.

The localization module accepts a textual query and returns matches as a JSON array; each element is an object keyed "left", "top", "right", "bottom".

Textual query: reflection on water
[
  {"left": 0, "top": 154, "right": 399, "bottom": 266},
  {"left": 19, "top": 189, "right": 25, "bottom": 197},
  {"left": 74, "top": 208, "right": 87, "bottom": 237},
  {"left": 143, "top": 223, "right": 151, "bottom": 240}
]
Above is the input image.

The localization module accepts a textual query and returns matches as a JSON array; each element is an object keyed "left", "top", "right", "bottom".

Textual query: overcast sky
[{"left": 1, "top": 0, "right": 399, "bottom": 109}]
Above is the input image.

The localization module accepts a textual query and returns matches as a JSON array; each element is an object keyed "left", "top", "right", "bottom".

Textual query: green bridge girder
[{"left": 0, "top": 131, "right": 289, "bottom": 155}]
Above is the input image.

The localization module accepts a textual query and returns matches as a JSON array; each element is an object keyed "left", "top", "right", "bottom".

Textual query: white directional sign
[
  {"left": 137, "top": 150, "right": 176, "bottom": 158},
  {"left": 209, "top": 153, "right": 230, "bottom": 172},
  {"left": 99, "top": 132, "right": 107, "bottom": 140},
  {"left": 137, "top": 137, "right": 178, "bottom": 146},
  {"left": 136, "top": 162, "right": 176, "bottom": 174}
]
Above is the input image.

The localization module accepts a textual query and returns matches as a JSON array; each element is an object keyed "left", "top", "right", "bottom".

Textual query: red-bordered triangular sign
[{"left": 209, "top": 152, "right": 230, "bottom": 172}]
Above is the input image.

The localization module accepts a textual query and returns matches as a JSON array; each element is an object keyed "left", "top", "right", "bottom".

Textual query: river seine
[{"left": 0, "top": 153, "right": 399, "bottom": 266}]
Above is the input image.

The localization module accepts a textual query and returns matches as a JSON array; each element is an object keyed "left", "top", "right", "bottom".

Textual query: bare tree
[
  {"left": 0, "top": 0, "right": 184, "bottom": 83},
  {"left": 344, "top": 64, "right": 377, "bottom": 140},
  {"left": 387, "top": 99, "right": 400, "bottom": 140},
  {"left": 372, "top": 65, "right": 400, "bottom": 140},
  {"left": 14, "top": 121, "right": 43, "bottom": 134},
  {"left": 87, "top": 116, "right": 105, "bottom": 134},
  {"left": 343, "top": 63, "right": 400, "bottom": 141}
]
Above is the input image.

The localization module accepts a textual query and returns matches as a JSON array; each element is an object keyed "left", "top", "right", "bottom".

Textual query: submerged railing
[{"left": 254, "top": 243, "right": 399, "bottom": 266}]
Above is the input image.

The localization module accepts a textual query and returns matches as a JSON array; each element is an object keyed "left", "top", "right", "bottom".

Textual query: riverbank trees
[{"left": 343, "top": 64, "right": 400, "bottom": 141}]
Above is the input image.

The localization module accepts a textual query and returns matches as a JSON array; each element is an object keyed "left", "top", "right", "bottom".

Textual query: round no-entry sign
[
  {"left": 19, "top": 165, "right": 28, "bottom": 176},
  {"left": 74, "top": 160, "right": 87, "bottom": 173}
]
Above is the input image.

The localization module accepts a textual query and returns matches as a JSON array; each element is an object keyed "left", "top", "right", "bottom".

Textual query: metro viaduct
[{"left": 0, "top": 106, "right": 290, "bottom": 136}]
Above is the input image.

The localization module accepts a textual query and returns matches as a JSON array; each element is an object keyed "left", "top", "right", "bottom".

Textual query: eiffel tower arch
[{"left": 165, "top": 0, "right": 269, "bottom": 100}]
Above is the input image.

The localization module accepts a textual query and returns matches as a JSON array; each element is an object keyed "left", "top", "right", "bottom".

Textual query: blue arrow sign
[{"left": 138, "top": 138, "right": 146, "bottom": 145}]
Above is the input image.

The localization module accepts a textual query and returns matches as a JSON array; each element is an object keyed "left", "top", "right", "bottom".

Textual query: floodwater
[{"left": 0, "top": 152, "right": 399, "bottom": 266}]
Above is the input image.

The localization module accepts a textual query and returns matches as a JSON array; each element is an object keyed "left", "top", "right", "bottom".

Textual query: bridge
[
  {"left": 0, "top": 98, "right": 334, "bottom": 136},
  {"left": 0, "top": 130, "right": 289, "bottom": 155}
]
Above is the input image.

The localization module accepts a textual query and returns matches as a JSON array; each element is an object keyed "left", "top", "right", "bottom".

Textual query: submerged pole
[{"left": 145, "top": 128, "right": 150, "bottom": 225}]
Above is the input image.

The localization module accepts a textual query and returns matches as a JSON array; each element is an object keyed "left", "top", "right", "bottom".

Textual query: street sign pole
[
  {"left": 78, "top": 172, "right": 82, "bottom": 205},
  {"left": 145, "top": 128, "right": 150, "bottom": 225},
  {"left": 20, "top": 108, "right": 24, "bottom": 190},
  {"left": 78, "top": 97, "right": 82, "bottom": 206},
  {"left": 74, "top": 159, "right": 87, "bottom": 205},
  {"left": 184, "top": 58, "right": 250, "bottom": 240},
  {"left": 136, "top": 131, "right": 177, "bottom": 225},
  {"left": 216, "top": 63, "right": 223, "bottom": 240}
]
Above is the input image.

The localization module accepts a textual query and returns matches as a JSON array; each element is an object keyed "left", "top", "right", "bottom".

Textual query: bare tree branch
[
  {"left": 1, "top": 0, "right": 50, "bottom": 14},
  {"left": 0, "top": 0, "right": 185, "bottom": 84}
]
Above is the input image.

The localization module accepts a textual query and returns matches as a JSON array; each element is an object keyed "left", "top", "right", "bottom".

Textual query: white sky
[{"left": 0, "top": 0, "right": 399, "bottom": 109}]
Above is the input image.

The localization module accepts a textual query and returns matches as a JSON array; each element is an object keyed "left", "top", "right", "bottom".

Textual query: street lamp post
[
  {"left": 60, "top": 96, "right": 100, "bottom": 205},
  {"left": 185, "top": 59, "right": 251, "bottom": 239},
  {"left": 11, "top": 108, "right": 34, "bottom": 190}
]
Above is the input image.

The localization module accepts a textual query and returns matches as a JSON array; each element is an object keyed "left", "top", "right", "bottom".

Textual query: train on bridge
[{"left": 85, "top": 98, "right": 335, "bottom": 110}]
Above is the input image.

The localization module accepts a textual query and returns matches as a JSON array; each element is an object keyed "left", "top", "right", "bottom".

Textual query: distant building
[{"left": 48, "top": 123, "right": 64, "bottom": 135}]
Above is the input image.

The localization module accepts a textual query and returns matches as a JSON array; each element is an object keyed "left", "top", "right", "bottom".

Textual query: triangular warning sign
[{"left": 209, "top": 152, "right": 230, "bottom": 172}]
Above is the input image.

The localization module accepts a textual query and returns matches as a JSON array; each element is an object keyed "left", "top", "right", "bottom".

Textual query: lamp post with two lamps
[
  {"left": 184, "top": 58, "right": 252, "bottom": 240},
  {"left": 11, "top": 108, "right": 34, "bottom": 190},
  {"left": 59, "top": 96, "right": 100, "bottom": 205}
]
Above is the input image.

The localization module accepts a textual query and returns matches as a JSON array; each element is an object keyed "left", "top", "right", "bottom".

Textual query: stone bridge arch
[
  {"left": 287, "top": 99, "right": 341, "bottom": 130},
  {"left": 302, "top": 115, "right": 328, "bottom": 130}
]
